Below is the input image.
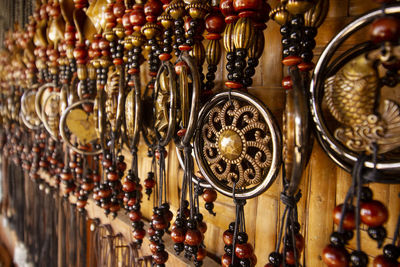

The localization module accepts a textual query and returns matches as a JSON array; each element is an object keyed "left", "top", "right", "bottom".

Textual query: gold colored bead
[
  {"left": 286, "top": 0, "right": 314, "bottom": 15},
  {"left": 77, "top": 66, "right": 88, "bottom": 80},
  {"left": 92, "top": 59, "right": 101, "bottom": 69},
  {"left": 218, "top": 130, "right": 243, "bottom": 160},
  {"left": 66, "top": 46, "right": 74, "bottom": 59},
  {"left": 166, "top": 0, "right": 186, "bottom": 19},
  {"left": 270, "top": 5, "right": 290, "bottom": 25},
  {"left": 104, "top": 30, "right": 115, "bottom": 42},
  {"left": 113, "top": 24, "right": 125, "bottom": 39}
]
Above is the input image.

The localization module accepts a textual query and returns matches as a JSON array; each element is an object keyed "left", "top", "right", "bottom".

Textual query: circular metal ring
[
  {"left": 59, "top": 99, "right": 102, "bottom": 155},
  {"left": 41, "top": 91, "right": 60, "bottom": 140},
  {"left": 154, "top": 61, "right": 177, "bottom": 147},
  {"left": 35, "top": 82, "right": 56, "bottom": 122},
  {"left": 310, "top": 4, "right": 400, "bottom": 173},
  {"left": 20, "top": 89, "right": 41, "bottom": 130},
  {"left": 194, "top": 91, "right": 282, "bottom": 199},
  {"left": 175, "top": 146, "right": 212, "bottom": 189},
  {"left": 283, "top": 67, "right": 312, "bottom": 196},
  {"left": 125, "top": 74, "right": 142, "bottom": 149}
]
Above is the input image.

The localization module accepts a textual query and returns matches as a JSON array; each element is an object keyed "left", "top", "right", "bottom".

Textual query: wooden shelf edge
[{"left": 38, "top": 170, "right": 220, "bottom": 267}]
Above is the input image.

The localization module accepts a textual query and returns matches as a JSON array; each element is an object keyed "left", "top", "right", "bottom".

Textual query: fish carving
[{"left": 324, "top": 53, "right": 400, "bottom": 154}]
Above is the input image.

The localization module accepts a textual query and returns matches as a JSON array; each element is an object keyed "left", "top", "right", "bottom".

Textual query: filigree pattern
[{"left": 200, "top": 99, "right": 272, "bottom": 188}]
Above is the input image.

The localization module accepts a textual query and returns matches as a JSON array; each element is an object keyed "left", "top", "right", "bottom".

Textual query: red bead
[
  {"left": 155, "top": 150, "right": 168, "bottom": 160},
  {"left": 220, "top": 0, "right": 236, "bottom": 18},
  {"left": 223, "top": 230, "right": 234, "bottom": 245},
  {"left": 129, "top": 210, "right": 142, "bottom": 222},
  {"left": 225, "top": 81, "right": 243, "bottom": 89},
  {"left": 370, "top": 17, "right": 400, "bottom": 43},
  {"left": 285, "top": 249, "right": 296, "bottom": 265},
  {"left": 133, "top": 228, "right": 146, "bottom": 240},
  {"left": 153, "top": 251, "right": 168, "bottom": 264},
  {"left": 148, "top": 227, "right": 156, "bottom": 236},
  {"left": 298, "top": 62, "right": 315, "bottom": 72},
  {"left": 206, "top": 13, "right": 226, "bottom": 34},
  {"left": 110, "top": 204, "right": 120, "bottom": 212},
  {"left": 205, "top": 33, "right": 222, "bottom": 40},
  {"left": 185, "top": 229, "right": 203, "bottom": 246},
  {"left": 82, "top": 183, "right": 94, "bottom": 191},
  {"left": 113, "top": 1, "right": 125, "bottom": 18},
  {"left": 235, "top": 243, "right": 253, "bottom": 259},
  {"left": 99, "top": 39, "right": 110, "bottom": 50},
  {"left": 73, "top": 45, "right": 87, "bottom": 60},
  {"left": 233, "top": 0, "right": 262, "bottom": 13},
  {"left": 152, "top": 215, "right": 168, "bottom": 230},
  {"left": 159, "top": 53, "right": 172, "bottom": 61},
  {"left": 130, "top": 6, "right": 146, "bottom": 27},
  {"left": 175, "top": 61, "right": 188, "bottom": 75},
  {"left": 149, "top": 241, "right": 157, "bottom": 253},
  {"left": 221, "top": 253, "right": 232, "bottom": 267},
  {"left": 113, "top": 58, "right": 123, "bottom": 65},
  {"left": 250, "top": 253, "right": 257, "bottom": 266},
  {"left": 171, "top": 227, "right": 186, "bottom": 243},
  {"left": 282, "top": 76, "right": 293, "bottom": 90},
  {"left": 144, "top": 0, "right": 163, "bottom": 18},
  {"left": 203, "top": 189, "right": 217, "bottom": 202},
  {"left": 322, "top": 244, "right": 349, "bottom": 267},
  {"left": 123, "top": 180, "right": 136, "bottom": 192},
  {"left": 333, "top": 204, "right": 356, "bottom": 230},
  {"left": 282, "top": 56, "right": 302, "bottom": 66},
  {"left": 360, "top": 200, "right": 388, "bottom": 227},
  {"left": 122, "top": 11, "right": 132, "bottom": 29},
  {"left": 197, "top": 247, "right": 207, "bottom": 261},
  {"left": 82, "top": 103, "right": 94, "bottom": 113},
  {"left": 177, "top": 128, "right": 187, "bottom": 137},
  {"left": 179, "top": 44, "right": 192, "bottom": 51},
  {"left": 99, "top": 189, "right": 112, "bottom": 198},
  {"left": 107, "top": 172, "right": 119, "bottom": 181},
  {"left": 373, "top": 255, "right": 398, "bottom": 267},
  {"left": 144, "top": 178, "right": 155, "bottom": 188}
]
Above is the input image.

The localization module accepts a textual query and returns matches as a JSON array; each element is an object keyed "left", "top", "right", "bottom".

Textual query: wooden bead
[
  {"left": 223, "top": 230, "right": 234, "bottom": 245},
  {"left": 152, "top": 215, "right": 168, "bottom": 230},
  {"left": 233, "top": 0, "right": 262, "bottom": 13},
  {"left": 185, "top": 229, "right": 203, "bottom": 246},
  {"left": 235, "top": 243, "right": 254, "bottom": 259},
  {"left": 282, "top": 55, "right": 302, "bottom": 66},
  {"left": 164, "top": 209, "right": 173, "bottom": 222},
  {"left": 202, "top": 189, "right": 217, "bottom": 202},
  {"left": 129, "top": 210, "right": 142, "bottom": 222},
  {"left": 220, "top": 0, "right": 236, "bottom": 18},
  {"left": 373, "top": 255, "right": 398, "bottom": 267},
  {"left": 171, "top": 227, "right": 186, "bottom": 243},
  {"left": 370, "top": 17, "right": 400, "bottom": 43},
  {"left": 198, "top": 221, "right": 207, "bottom": 234},
  {"left": 153, "top": 251, "right": 169, "bottom": 264},
  {"left": 322, "top": 244, "right": 349, "bottom": 267},
  {"left": 197, "top": 247, "right": 207, "bottom": 261},
  {"left": 130, "top": 7, "right": 146, "bottom": 27},
  {"left": 144, "top": 178, "right": 155, "bottom": 188},
  {"left": 113, "top": 1, "right": 125, "bottom": 18},
  {"left": 360, "top": 200, "right": 388, "bottom": 227},
  {"left": 221, "top": 253, "right": 232, "bottom": 267},
  {"left": 333, "top": 204, "right": 356, "bottom": 230},
  {"left": 149, "top": 241, "right": 158, "bottom": 253},
  {"left": 123, "top": 180, "right": 136, "bottom": 192},
  {"left": 133, "top": 228, "right": 146, "bottom": 240},
  {"left": 206, "top": 13, "right": 226, "bottom": 34},
  {"left": 107, "top": 172, "right": 119, "bottom": 181}
]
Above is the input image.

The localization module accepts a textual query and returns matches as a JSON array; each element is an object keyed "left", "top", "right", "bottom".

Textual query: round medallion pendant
[{"left": 194, "top": 91, "right": 282, "bottom": 199}]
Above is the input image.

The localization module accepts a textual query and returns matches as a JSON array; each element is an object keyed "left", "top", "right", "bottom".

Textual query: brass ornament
[
  {"left": 42, "top": 92, "right": 61, "bottom": 140},
  {"left": 233, "top": 17, "right": 255, "bottom": 50},
  {"left": 194, "top": 91, "right": 282, "bottom": 199},
  {"left": 286, "top": 0, "right": 314, "bottom": 15},
  {"left": 125, "top": 74, "right": 142, "bottom": 148},
  {"left": 269, "top": 4, "right": 290, "bottom": 25},
  {"left": 20, "top": 88, "right": 41, "bottom": 130},
  {"left": 324, "top": 54, "right": 400, "bottom": 154},
  {"left": 59, "top": 99, "right": 102, "bottom": 155},
  {"left": 304, "top": 0, "right": 329, "bottom": 28}
]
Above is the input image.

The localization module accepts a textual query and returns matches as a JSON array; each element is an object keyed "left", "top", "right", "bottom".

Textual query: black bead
[
  {"left": 368, "top": 226, "right": 387, "bottom": 246},
  {"left": 226, "top": 62, "right": 235, "bottom": 72},
  {"left": 239, "top": 258, "right": 251, "bottom": 267},
  {"left": 227, "top": 73, "right": 234, "bottom": 81},
  {"left": 300, "top": 51, "right": 313, "bottom": 62},
  {"left": 350, "top": 250, "right": 369, "bottom": 267},
  {"left": 282, "top": 37, "right": 290, "bottom": 46},
  {"left": 290, "top": 16, "right": 304, "bottom": 27},
  {"left": 156, "top": 243, "right": 165, "bottom": 252},
  {"left": 269, "top": 252, "right": 283, "bottom": 265},
  {"left": 383, "top": 244, "right": 400, "bottom": 260},
  {"left": 245, "top": 67, "right": 255, "bottom": 77},
  {"left": 360, "top": 187, "right": 373, "bottom": 202},
  {"left": 304, "top": 27, "right": 317, "bottom": 38},
  {"left": 194, "top": 260, "right": 203, "bottom": 267},
  {"left": 224, "top": 244, "right": 233, "bottom": 255},
  {"left": 280, "top": 25, "right": 291, "bottom": 36},
  {"left": 208, "top": 65, "right": 217, "bottom": 72},
  {"left": 174, "top": 242, "right": 184, "bottom": 254},
  {"left": 330, "top": 232, "right": 346, "bottom": 246},
  {"left": 343, "top": 230, "right": 354, "bottom": 241},
  {"left": 301, "top": 39, "right": 316, "bottom": 50},
  {"left": 237, "top": 232, "right": 248, "bottom": 244},
  {"left": 226, "top": 52, "right": 235, "bottom": 61},
  {"left": 155, "top": 229, "right": 164, "bottom": 237},
  {"left": 234, "top": 60, "right": 246, "bottom": 69},
  {"left": 187, "top": 219, "right": 197, "bottom": 229},
  {"left": 236, "top": 49, "right": 247, "bottom": 59}
]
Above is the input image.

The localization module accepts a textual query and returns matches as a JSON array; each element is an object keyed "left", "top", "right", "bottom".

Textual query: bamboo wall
[{"left": 106, "top": 0, "right": 399, "bottom": 266}]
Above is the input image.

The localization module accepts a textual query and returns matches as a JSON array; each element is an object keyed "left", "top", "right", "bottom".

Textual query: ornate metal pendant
[{"left": 194, "top": 90, "right": 282, "bottom": 199}]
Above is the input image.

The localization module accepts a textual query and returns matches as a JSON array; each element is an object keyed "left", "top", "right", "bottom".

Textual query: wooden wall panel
[{"left": 126, "top": 1, "right": 400, "bottom": 266}]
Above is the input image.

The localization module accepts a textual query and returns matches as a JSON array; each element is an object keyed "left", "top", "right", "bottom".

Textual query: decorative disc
[
  {"left": 66, "top": 109, "right": 98, "bottom": 145},
  {"left": 194, "top": 91, "right": 282, "bottom": 199}
]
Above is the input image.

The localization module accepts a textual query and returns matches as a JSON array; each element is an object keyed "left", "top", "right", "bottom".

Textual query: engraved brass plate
[
  {"left": 194, "top": 91, "right": 282, "bottom": 199},
  {"left": 66, "top": 109, "right": 98, "bottom": 144}
]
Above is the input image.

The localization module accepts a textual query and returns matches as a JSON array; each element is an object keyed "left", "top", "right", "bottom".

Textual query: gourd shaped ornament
[{"left": 307, "top": 1, "right": 400, "bottom": 266}]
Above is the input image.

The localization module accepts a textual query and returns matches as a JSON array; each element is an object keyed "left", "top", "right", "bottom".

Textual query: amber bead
[
  {"left": 113, "top": 1, "right": 125, "bottom": 18},
  {"left": 235, "top": 243, "right": 254, "bottom": 259},
  {"left": 144, "top": 178, "right": 155, "bottom": 188},
  {"left": 282, "top": 55, "right": 302, "bottom": 66},
  {"left": 185, "top": 229, "right": 203, "bottom": 246},
  {"left": 153, "top": 251, "right": 169, "bottom": 264},
  {"left": 129, "top": 210, "right": 142, "bottom": 222},
  {"left": 220, "top": 0, "right": 236, "bottom": 18},
  {"left": 123, "top": 180, "right": 136, "bottom": 192},
  {"left": 159, "top": 53, "right": 172, "bottom": 61},
  {"left": 322, "top": 244, "right": 349, "bottom": 267},
  {"left": 153, "top": 215, "right": 168, "bottom": 230},
  {"left": 149, "top": 241, "right": 158, "bottom": 253},
  {"left": 360, "top": 200, "right": 388, "bottom": 227},
  {"left": 298, "top": 62, "right": 315, "bottom": 72},
  {"left": 198, "top": 221, "right": 207, "bottom": 234},
  {"left": 133, "top": 228, "right": 146, "bottom": 240},
  {"left": 370, "top": 17, "right": 400, "bottom": 44},
  {"left": 171, "top": 227, "right": 186, "bottom": 243},
  {"left": 82, "top": 183, "right": 94, "bottom": 191},
  {"left": 282, "top": 76, "right": 292, "bottom": 90},
  {"left": 130, "top": 7, "right": 146, "bottom": 27},
  {"left": 225, "top": 81, "right": 243, "bottom": 89},
  {"left": 196, "top": 247, "right": 206, "bottom": 261},
  {"left": 223, "top": 230, "right": 234, "bottom": 245},
  {"left": 221, "top": 253, "right": 232, "bottom": 267},
  {"left": 333, "top": 204, "right": 356, "bottom": 230},
  {"left": 373, "top": 255, "right": 398, "bottom": 267},
  {"left": 203, "top": 189, "right": 218, "bottom": 202},
  {"left": 107, "top": 172, "right": 119, "bottom": 181}
]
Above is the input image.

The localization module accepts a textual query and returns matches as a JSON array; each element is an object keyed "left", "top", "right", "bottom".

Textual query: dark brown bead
[
  {"left": 171, "top": 227, "right": 186, "bottom": 243},
  {"left": 373, "top": 255, "right": 398, "bottom": 267},
  {"left": 202, "top": 189, "right": 217, "bottom": 202},
  {"left": 144, "top": 0, "right": 163, "bottom": 18},
  {"left": 370, "top": 17, "right": 400, "bottom": 43},
  {"left": 295, "top": 233, "right": 305, "bottom": 253},
  {"left": 152, "top": 215, "right": 168, "bottom": 230},
  {"left": 197, "top": 247, "right": 207, "bottom": 261},
  {"left": 144, "top": 178, "right": 155, "bottom": 188},
  {"left": 233, "top": 0, "right": 262, "bottom": 13},
  {"left": 153, "top": 251, "right": 168, "bottom": 264},
  {"left": 82, "top": 183, "right": 94, "bottom": 191},
  {"left": 148, "top": 227, "right": 156, "bottom": 236},
  {"left": 164, "top": 209, "right": 173, "bottom": 222},
  {"left": 282, "top": 76, "right": 293, "bottom": 90},
  {"left": 360, "top": 200, "right": 388, "bottom": 227},
  {"left": 333, "top": 204, "right": 356, "bottom": 230},
  {"left": 123, "top": 180, "right": 136, "bottom": 192},
  {"left": 99, "top": 189, "right": 112, "bottom": 198},
  {"left": 110, "top": 204, "right": 120, "bottom": 212},
  {"left": 117, "top": 161, "right": 127, "bottom": 172},
  {"left": 149, "top": 241, "right": 158, "bottom": 253},
  {"left": 282, "top": 55, "right": 302, "bottom": 66},
  {"left": 107, "top": 172, "right": 119, "bottom": 181},
  {"left": 185, "top": 229, "right": 203, "bottom": 246},
  {"left": 285, "top": 249, "right": 296, "bottom": 265},
  {"left": 220, "top": 0, "right": 236, "bottom": 18},
  {"left": 206, "top": 13, "right": 226, "bottom": 34},
  {"left": 129, "top": 210, "right": 142, "bottom": 222},
  {"left": 113, "top": 1, "right": 125, "bottom": 18},
  {"left": 223, "top": 230, "right": 234, "bottom": 245},
  {"left": 130, "top": 7, "right": 146, "bottom": 27},
  {"left": 221, "top": 253, "right": 232, "bottom": 267},
  {"left": 133, "top": 228, "right": 146, "bottom": 240},
  {"left": 235, "top": 243, "right": 254, "bottom": 259},
  {"left": 198, "top": 221, "right": 207, "bottom": 234},
  {"left": 322, "top": 244, "right": 349, "bottom": 267}
]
